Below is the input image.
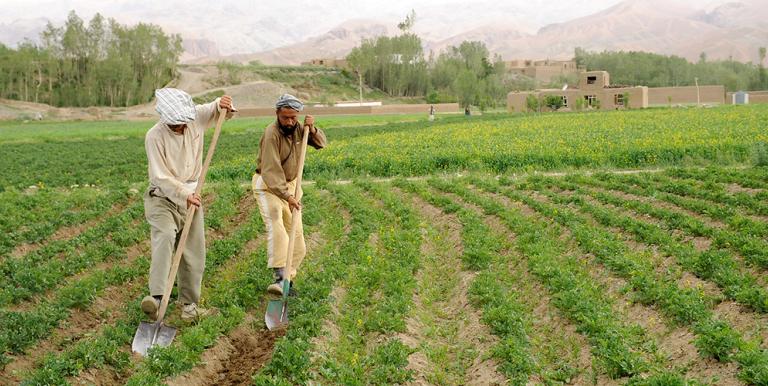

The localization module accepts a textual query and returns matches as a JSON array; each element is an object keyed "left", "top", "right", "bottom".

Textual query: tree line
[
  {"left": 344, "top": 12, "right": 768, "bottom": 108},
  {"left": 4, "top": 10, "right": 765, "bottom": 109},
  {"left": 575, "top": 48, "right": 768, "bottom": 92},
  {"left": 0, "top": 11, "right": 182, "bottom": 107},
  {"left": 345, "top": 12, "right": 518, "bottom": 110}
]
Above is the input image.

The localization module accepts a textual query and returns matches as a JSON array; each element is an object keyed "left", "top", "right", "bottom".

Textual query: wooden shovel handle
[
  {"left": 283, "top": 124, "right": 311, "bottom": 282},
  {"left": 156, "top": 108, "right": 227, "bottom": 322}
]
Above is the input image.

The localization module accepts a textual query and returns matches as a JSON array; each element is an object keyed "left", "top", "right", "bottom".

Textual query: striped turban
[
  {"left": 155, "top": 88, "right": 196, "bottom": 125},
  {"left": 275, "top": 94, "right": 304, "bottom": 112}
]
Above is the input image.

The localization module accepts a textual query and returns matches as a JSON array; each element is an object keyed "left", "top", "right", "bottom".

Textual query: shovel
[
  {"left": 265, "top": 123, "right": 310, "bottom": 331},
  {"left": 132, "top": 104, "right": 229, "bottom": 356}
]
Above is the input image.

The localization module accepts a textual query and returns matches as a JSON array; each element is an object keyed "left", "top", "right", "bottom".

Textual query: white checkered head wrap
[{"left": 155, "top": 88, "right": 196, "bottom": 125}]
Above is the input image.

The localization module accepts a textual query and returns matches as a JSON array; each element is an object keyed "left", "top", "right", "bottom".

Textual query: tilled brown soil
[{"left": 166, "top": 316, "right": 286, "bottom": 386}]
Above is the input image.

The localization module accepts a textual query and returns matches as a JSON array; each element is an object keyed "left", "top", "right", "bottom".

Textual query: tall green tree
[
  {"left": 454, "top": 69, "right": 480, "bottom": 109},
  {"left": 758, "top": 47, "right": 767, "bottom": 90},
  {"left": 430, "top": 41, "right": 506, "bottom": 109},
  {"left": 398, "top": 9, "right": 417, "bottom": 33},
  {"left": 0, "top": 10, "right": 182, "bottom": 107},
  {"left": 575, "top": 47, "right": 767, "bottom": 91},
  {"left": 346, "top": 34, "right": 428, "bottom": 96},
  {"left": 346, "top": 21, "right": 517, "bottom": 107}
]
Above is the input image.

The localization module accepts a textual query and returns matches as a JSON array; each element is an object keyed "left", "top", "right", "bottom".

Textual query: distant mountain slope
[
  {"left": 493, "top": 0, "right": 767, "bottom": 62},
  {"left": 189, "top": 19, "right": 397, "bottom": 65},
  {"left": 1, "top": 0, "right": 765, "bottom": 64},
  {"left": 234, "top": 0, "right": 768, "bottom": 64}
]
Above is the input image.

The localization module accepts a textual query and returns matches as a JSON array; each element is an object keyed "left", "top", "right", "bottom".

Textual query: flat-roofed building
[
  {"left": 505, "top": 59, "right": 581, "bottom": 84},
  {"left": 507, "top": 70, "right": 649, "bottom": 112},
  {"left": 301, "top": 58, "right": 349, "bottom": 69}
]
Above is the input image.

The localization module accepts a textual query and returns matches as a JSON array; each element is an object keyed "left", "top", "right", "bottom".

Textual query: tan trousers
[
  {"left": 144, "top": 189, "right": 206, "bottom": 304},
  {"left": 252, "top": 174, "right": 306, "bottom": 280}
]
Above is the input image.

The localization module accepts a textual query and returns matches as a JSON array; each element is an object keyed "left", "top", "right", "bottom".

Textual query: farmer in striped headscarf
[
  {"left": 141, "top": 88, "right": 234, "bottom": 322},
  {"left": 253, "top": 94, "right": 327, "bottom": 296}
]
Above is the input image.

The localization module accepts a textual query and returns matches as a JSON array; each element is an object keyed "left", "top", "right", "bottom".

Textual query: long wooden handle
[
  {"left": 283, "top": 125, "right": 311, "bottom": 282},
  {"left": 156, "top": 108, "right": 228, "bottom": 322}
]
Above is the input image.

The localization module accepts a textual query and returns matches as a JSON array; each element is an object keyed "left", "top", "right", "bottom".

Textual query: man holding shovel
[
  {"left": 253, "top": 94, "right": 326, "bottom": 297},
  {"left": 141, "top": 88, "right": 234, "bottom": 322}
]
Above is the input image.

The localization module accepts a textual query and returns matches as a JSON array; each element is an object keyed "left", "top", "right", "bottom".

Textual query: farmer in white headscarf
[
  {"left": 141, "top": 88, "right": 234, "bottom": 322},
  {"left": 253, "top": 94, "right": 327, "bottom": 296}
]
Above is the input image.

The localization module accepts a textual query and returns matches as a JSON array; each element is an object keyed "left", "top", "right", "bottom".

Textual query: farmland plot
[{"left": 1, "top": 105, "right": 767, "bottom": 385}]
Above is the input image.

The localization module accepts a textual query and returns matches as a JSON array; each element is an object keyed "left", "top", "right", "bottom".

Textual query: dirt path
[
  {"left": 295, "top": 166, "right": 753, "bottom": 189},
  {"left": 60, "top": 195, "right": 253, "bottom": 384},
  {"left": 167, "top": 190, "right": 351, "bottom": 385},
  {"left": 8, "top": 197, "right": 134, "bottom": 260},
  {"left": 441, "top": 188, "right": 599, "bottom": 384},
  {"left": 0, "top": 265, "right": 147, "bottom": 384},
  {"left": 307, "top": 248, "right": 372, "bottom": 377},
  {"left": 567, "top": 186, "right": 768, "bottom": 296},
  {"left": 0, "top": 192, "right": 224, "bottom": 383},
  {"left": 305, "top": 192, "right": 353, "bottom": 379},
  {"left": 0, "top": 203, "right": 152, "bottom": 383},
  {"left": 486, "top": 185, "right": 742, "bottom": 383},
  {"left": 549, "top": 187, "right": 725, "bottom": 297},
  {"left": 396, "top": 190, "right": 506, "bottom": 385},
  {"left": 166, "top": 314, "right": 285, "bottom": 386}
]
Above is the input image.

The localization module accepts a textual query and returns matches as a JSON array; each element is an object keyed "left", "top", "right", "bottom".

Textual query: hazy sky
[
  {"left": 0, "top": 0, "right": 722, "bottom": 24},
  {"left": 0, "top": 0, "right": 728, "bottom": 27},
  {"left": 0, "top": 0, "right": 733, "bottom": 54},
  {"left": 0, "top": 0, "right": 618, "bottom": 24}
]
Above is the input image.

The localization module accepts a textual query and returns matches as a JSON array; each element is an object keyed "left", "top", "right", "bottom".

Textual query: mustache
[{"left": 278, "top": 121, "right": 300, "bottom": 133}]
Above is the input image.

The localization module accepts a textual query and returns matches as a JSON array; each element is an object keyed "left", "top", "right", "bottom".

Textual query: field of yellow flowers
[{"left": 302, "top": 105, "right": 768, "bottom": 177}]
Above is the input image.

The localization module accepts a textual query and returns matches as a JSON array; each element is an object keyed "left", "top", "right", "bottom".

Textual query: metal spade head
[
  {"left": 131, "top": 321, "right": 177, "bottom": 356},
  {"left": 265, "top": 279, "right": 291, "bottom": 330},
  {"left": 265, "top": 298, "right": 289, "bottom": 330}
]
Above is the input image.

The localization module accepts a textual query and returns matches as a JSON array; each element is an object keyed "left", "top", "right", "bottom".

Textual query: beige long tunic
[
  {"left": 145, "top": 98, "right": 232, "bottom": 207},
  {"left": 255, "top": 123, "right": 327, "bottom": 200}
]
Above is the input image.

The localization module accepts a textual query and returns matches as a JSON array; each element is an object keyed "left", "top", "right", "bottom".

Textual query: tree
[
  {"left": 575, "top": 48, "right": 767, "bottom": 92},
  {"left": 0, "top": 10, "right": 182, "bottom": 107},
  {"left": 543, "top": 95, "right": 563, "bottom": 111},
  {"left": 758, "top": 47, "right": 767, "bottom": 90},
  {"left": 574, "top": 96, "right": 586, "bottom": 112},
  {"left": 346, "top": 29, "right": 428, "bottom": 97},
  {"left": 397, "top": 10, "right": 417, "bottom": 33},
  {"left": 526, "top": 94, "right": 539, "bottom": 113},
  {"left": 346, "top": 29, "right": 515, "bottom": 105},
  {"left": 454, "top": 69, "right": 480, "bottom": 109},
  {"left": 346, "top": 48, "right": 368, "bottom": 104},
  {"left": 429, "top": 41, "right": 508, "bottom": 108},
  {"left": 216, "top": 61, "right": 243, "bottom": 85}
]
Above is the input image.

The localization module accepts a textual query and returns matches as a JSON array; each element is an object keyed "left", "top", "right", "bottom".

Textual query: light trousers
[
  {"left": 144, "top": 190, "right": 206, "bottom": 304},
  {"left": 252, "top": 174, "right": 306, "bottom": 280}
]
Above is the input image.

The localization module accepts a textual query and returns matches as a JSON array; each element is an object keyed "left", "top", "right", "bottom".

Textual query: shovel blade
[
  {"left": 131, "top": 321, "right": 177, "bottom": 356},
  {"left": 265, "top": 298, "right": 288, "bottom": 330}
]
